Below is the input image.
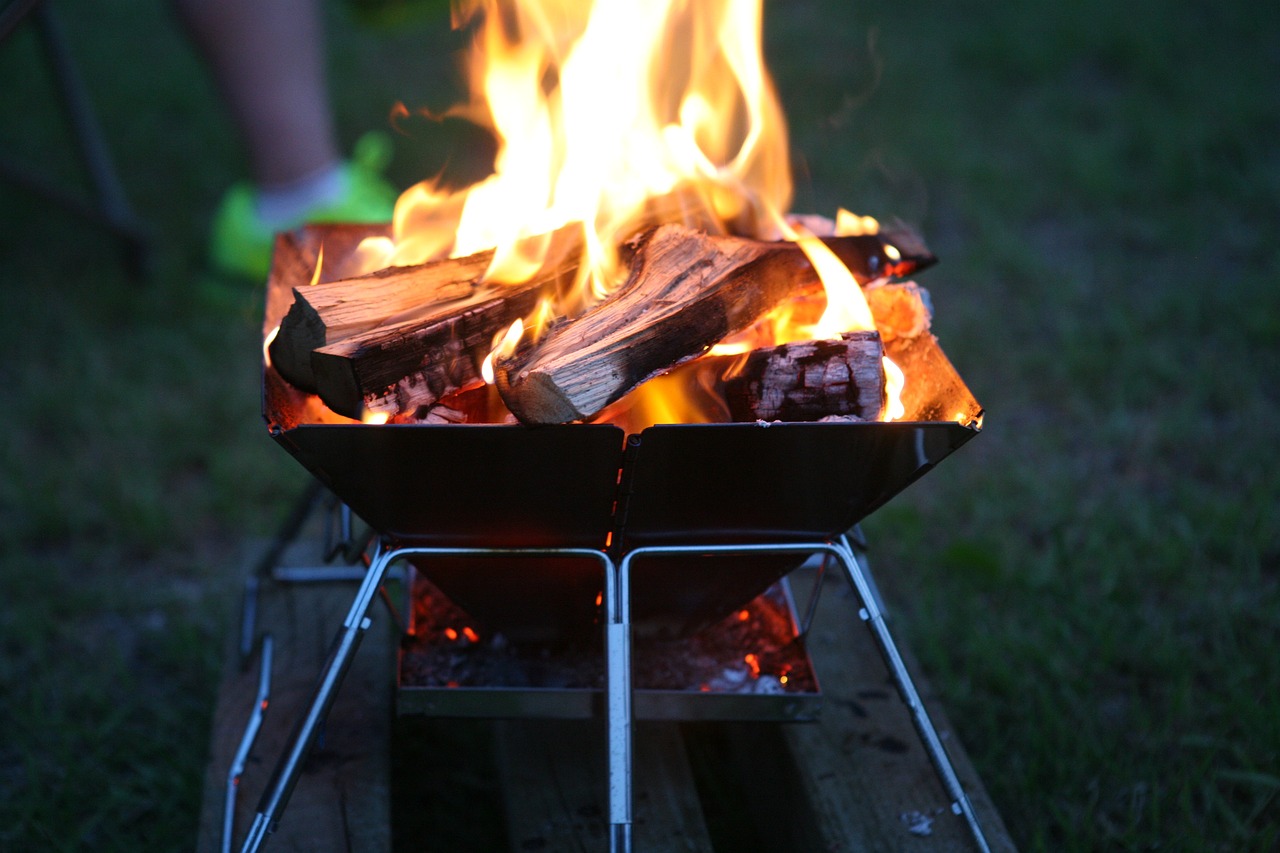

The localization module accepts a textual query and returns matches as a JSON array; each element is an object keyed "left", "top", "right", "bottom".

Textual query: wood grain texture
[
  {"left": 723, "top": 331, "right": 885, "bottom": 422},
  {"left": 269, "top": 250, "right": 490, "bottom": 391},
  {"left": 493, "top": 225, "right": 821, "bottom": 425},
  {"left": 196, "top": 540, "right": 394, "bottom": 853},
  {"left": 496, "top": 720, "right": 715, "bottom": 852}
]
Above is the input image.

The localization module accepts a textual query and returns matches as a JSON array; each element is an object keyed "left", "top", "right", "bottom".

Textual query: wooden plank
[
  {"left": 681, "top": 566, "right": 1016, "bottom": 852},
  {"left": 793, "top": 565, "right": 1016, "bottom": 851},
  {"left": 199, "top": 545, "right": 1015, "bottom": 852},
  {"left": 196, "top": 539, "right": 396, "bottom": 853},
  {"left": 496, "top": 720, "right": 714, "bottom": 852}
]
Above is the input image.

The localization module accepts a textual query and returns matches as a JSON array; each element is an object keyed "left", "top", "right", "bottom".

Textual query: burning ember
[
  {"left": 399, "top": 571, "right": 817, "bottom": 699},
  {"left": 265, "top": 0, "right": 954, "bottom": 432}
]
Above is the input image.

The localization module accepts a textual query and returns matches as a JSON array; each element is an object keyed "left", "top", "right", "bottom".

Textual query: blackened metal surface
[
  {"left": 614, "top": 421, "right": 979, "bottom": 636},
  {"left": 271, "top": 423, "right": 624, "bottom": 548},
  {"left": 404, "top": 554, "right": 606, "bottom": 643},
  {"left": 398, "top": 575, "right": 821, "bottom": 721},
  {"left": 617, "top": 421, "right": 978, "bottom": 546}
]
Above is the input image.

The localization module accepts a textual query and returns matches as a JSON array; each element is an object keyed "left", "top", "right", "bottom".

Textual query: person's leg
[
  {"left": 173, "top": 0, "right": 339, "bottom": 190},
  {"left": 174, "top": 0, "right": 396, "bottom": 279}
]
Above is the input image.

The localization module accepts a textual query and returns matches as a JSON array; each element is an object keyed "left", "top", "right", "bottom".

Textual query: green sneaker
[{"left": 209, "top": 133, "right": 398, "bottom": 281}]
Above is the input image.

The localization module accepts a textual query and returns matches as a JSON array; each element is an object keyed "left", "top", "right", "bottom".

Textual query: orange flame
[
  {"left": 363, "top": 0, "right": 789, "bottom": 288},
  {"left": 349, "top": 0, "right": 908, "bottom": 424}
]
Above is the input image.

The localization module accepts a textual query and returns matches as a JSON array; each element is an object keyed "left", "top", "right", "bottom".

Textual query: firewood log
[
  {"left": 267, "top": 225, "right": 585, "bottom": 392},
  {"left": 309, "top": 276, "right": 554, "bottom": 419},
  {"left": 864, "top": 281, "right": 932, "bottom": 342},
  {"left": 493, "top": 224, "right": 848, "bottom": 425},
  {"left": 274, "top": 223, "right": 927, "bottom": 421},
  {"left": 406, "top": 384, "right": 518, "bottom": 425},
  {"left": 722, "top": 332, "right": 885, "bottom": 422},
  {"left": 786, "top": 215, "right": 936, "bottom": 281},
  {"left": 268, "top": 250, "right": 491, "bottom": 391}
]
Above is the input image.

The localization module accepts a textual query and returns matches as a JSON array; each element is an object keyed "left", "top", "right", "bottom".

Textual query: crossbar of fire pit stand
[
  {"left": 238, "top": 543, "right": 628, "bottom": 853},
  {"left": 619, "top": 540, "right": 992, "bottom": 853}
]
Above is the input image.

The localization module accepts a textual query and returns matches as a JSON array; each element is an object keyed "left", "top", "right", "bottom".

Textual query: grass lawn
[{"left": 2, "top": 0, "right": 1277, "bottom": 850}]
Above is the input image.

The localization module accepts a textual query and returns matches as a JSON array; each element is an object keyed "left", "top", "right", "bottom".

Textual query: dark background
[{"left": 1, "top": 1, "right": 1277, "bottom": 849}]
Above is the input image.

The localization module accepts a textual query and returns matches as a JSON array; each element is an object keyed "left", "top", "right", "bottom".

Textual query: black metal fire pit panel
[
  {"left": 273, "top": 424, "right": 624, "bottom": 548},
  {"left": 613, "top": 421, "right": 978, "bottom": 635},
  {"left": 617, "top": 421, "right": 978, "bottom": 546}
]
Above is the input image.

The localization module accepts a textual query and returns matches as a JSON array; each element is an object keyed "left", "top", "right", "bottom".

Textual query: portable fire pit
[
  {"left": 230, "top": 221, "right": 991, "bottom": 853},
  {"left": 224, "top": 2, "right": 999, "bottom": 848}
]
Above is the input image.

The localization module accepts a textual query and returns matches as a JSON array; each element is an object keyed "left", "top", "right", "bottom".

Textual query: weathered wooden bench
[{"left": 198, "top": 538, "right": 1016, "bottom": 852}]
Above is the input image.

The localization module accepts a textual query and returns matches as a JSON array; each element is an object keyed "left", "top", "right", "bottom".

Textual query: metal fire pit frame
[
  {"left": 396, "top": 568, "right": 824, "bottom": 722},
  {"left": 239, "top": 238, "right": 992, "bottom": 850},
  {"left": 238, "top": 532, "right": 992, "bottom": 853}
]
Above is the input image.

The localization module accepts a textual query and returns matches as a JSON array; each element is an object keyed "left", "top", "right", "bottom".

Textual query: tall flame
[
  {"left": 370, "top": 0, "right": 791, "bottom": 295},
  {"left": 355, "top": 0, "right": 904, "bottom": 424}
]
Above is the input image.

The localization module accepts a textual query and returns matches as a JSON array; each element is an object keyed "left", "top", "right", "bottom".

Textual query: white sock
[{"left": 255, "top": 164, "right": 346, "bottom": 228}]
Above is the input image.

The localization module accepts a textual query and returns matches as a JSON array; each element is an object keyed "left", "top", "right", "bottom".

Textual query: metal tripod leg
[
  {"left": 223, "top": 636, "right": 273, "bottom": 853},
  {"left": 607, "top": 552, "right": 633, "bottom": 853},
  {"left": 620, "top": 540, "right": 992, "bottom": 853},
  {"left": 239, "top": 543, "right": 398, "bottom": 853},
  {"left": 238, "top": 544, "right": 619, "bottom": 852},
  {"left": 832, "top": 536, "right": 992, "bottom": 853},
  {"left": 239, "top": 480, "right": 325, "bottom": 666}
]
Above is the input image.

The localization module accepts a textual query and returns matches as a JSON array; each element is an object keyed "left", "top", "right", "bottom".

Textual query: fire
[
  {"left": 352, "top": 0, "right": 907, "bottom": 424},
  {"left": 262, "top": 324, "right": 280, "bottom": 370},
  {"left": 366, "top": 0, "right": 789, "bottom": 288},
  {"left": 308, "top": 244, "right": 324, "bottom": 286},
  {"left": 480, "top": 317, "right": 525, "bottom": 384}
]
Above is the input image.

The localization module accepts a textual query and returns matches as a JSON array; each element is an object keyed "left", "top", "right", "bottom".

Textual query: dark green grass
[{"left": 1, "top": 0, "right": 1277, "bottom": 850}]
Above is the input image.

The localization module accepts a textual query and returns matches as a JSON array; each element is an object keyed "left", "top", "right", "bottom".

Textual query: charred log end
[
  {"left": 269, "top": 291, "right": 325, "bottom": 392},
  {"left": 495, "top": 367, "right": 584, "bottom": 426},
  {"left": 724, "top": 331, "right": 884, "bottom": 422}
]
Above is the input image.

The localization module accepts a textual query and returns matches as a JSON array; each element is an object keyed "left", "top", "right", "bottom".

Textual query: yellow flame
[
  {"left": 263, "top": 324, "right": 280, "bottom": 369},
  {"left": 707, "top": 340, "right": 751, "bottom": 356},
  {"left": 835, "top": 208, "right": 879, "bottom": 236},
  {"left": 362, "top": 411, "right": 390, "bottom": 425},
  {"left": 378, "top": 0, "right": 790, "bottom": 300},
  {"left": 882, "top": 356, "right": 905, "bottom": 422},
  {"left": 777, "top": 219, "right": 875, "bottom": 341},
  {"left": 481, "top": 318, "right": 526, "bottom": 384},
  {"left": 308, "top": 244, "right": 324, "bottom": 286},
  {"left": 343, "top": 2, "right": 915, "bottom": 427}
]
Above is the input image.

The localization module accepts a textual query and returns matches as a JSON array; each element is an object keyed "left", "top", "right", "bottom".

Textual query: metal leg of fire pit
[
  {"left": 223, "top": 635, "right": 273, "bottom": 853},
  {"left": 608, "top": 550, "right": 634, "bottom": 853},
  {"left": 240, "top": 540, "right": 400, "bottom": 853},
  {"left": 238, "top": 483, "right": 387, "bottom": 667},
  {"left": 620, "top": 541, "right": 992, "bottom": 853},
  {"left": 238, "top": 543, "right": 623, "bottom": 853},
  {"left": 833, "top": 536, "right": 992, "bottom": 853}
]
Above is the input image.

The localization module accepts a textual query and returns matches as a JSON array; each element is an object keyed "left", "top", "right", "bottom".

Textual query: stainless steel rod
[
  {"left": 620, "top": 540, "right": 993, "bottom": 853},
  {"left": 223, "top": 636, "right": 273, "bottom": 853},
  {"left": 834, "top": 540, "right": 992, "bottom": 853},
  {"left": 241, "top": 544, "right": 614, "bottom": 852},
  {"left": 241, "top": 547, "right": 397, "bottom": 853}
]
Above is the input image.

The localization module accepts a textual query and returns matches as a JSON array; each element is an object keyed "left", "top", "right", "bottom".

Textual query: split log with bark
[
  {"left": 268, "top": 251, "right": 490, "bottom": 392},
  {"left": 492, "top": 224, "right": 866, "bottom": 425},
  {"left": 722, "top": 331, "right": 885, "bottom": 422}
]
